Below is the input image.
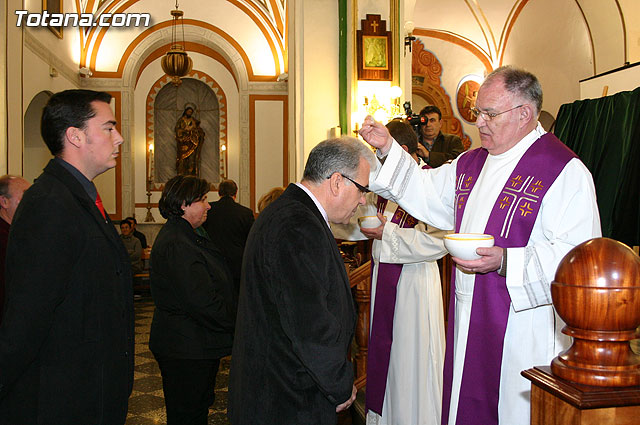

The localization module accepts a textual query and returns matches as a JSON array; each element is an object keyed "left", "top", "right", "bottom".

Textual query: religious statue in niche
[{"left": 175, "top": 104, "right": 205, "bottom": 176}]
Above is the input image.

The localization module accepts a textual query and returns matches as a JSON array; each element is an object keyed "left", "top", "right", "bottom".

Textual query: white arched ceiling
[
  {"left": 411, "top": 0, "right": 635, "bottom": 76},
  {"left": 73, "top": 0, "right": 285, "bottom": 78},
  {"left": 503, "top": 0, "right": 593, "bottom": 114}
]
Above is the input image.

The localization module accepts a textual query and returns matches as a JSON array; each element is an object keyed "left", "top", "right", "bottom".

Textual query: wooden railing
[{"left": 349, "top": 260, "right": 371, "bottom": 390}]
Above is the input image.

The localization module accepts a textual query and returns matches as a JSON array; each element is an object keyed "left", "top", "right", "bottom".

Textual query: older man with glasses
[
  {"left": 359, "top": 66, "right": 601, "bottom": 425},
  {"left": 229, "top": 136, "right": 376, "bottom": 425}
]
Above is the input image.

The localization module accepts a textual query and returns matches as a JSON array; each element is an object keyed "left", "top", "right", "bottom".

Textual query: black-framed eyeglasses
[
  {"left": 470, "top": 104, "right": 523, "bottom": 121},
  {"left": 327, "top": 173, "right": 370, "bottom": 194}
]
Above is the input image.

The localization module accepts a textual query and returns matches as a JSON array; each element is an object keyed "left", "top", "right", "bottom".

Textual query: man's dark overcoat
[
  {"left": 423, "top": 132, "right": 465, "bottom": 167},
  {"left": 0, "top": 159, "right": 134, "bottom": 424},
  {"left": 228, "top": 184, "right": 356, "bottom": 425},
  {"left": 202, "top": 195, "right": 254, "bottom": 295}
]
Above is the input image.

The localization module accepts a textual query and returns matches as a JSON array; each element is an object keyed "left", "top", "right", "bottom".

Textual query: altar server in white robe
[
  {"left": 333, "top": 120, "right": 449, "bottom": 425},
  {"left": 359, "top": 66, "right": 601, "bottom": 425}
]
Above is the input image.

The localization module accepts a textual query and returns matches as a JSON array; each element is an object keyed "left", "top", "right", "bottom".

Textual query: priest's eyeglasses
[
  {"left": 470, "top": 105, "right": 523, "bottom": 121},
  {"left": 327, "top": 173, "right": 370, "bottom": 194}
]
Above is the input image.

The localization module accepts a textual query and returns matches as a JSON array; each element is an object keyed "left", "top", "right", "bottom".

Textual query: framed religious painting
[
  {"left": 43, "top": 0, "right": 63, "bottom": 39},
  {"left": 357, "top": 14, "right": 392, "bottom": 81},
  {"left": 362, "top": 36, "right": 389, "bottom": 70}
]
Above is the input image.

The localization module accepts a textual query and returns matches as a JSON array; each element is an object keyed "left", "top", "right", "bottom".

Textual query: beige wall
[
  {"left": 580, "top": 65, "right": 640, "bottom": 99},
  {"left": 254, "top": 100, "right": 285, "bottom": 209},
  {"left": 1, "top": 2, "right": 7, "bottom": 172},
  {"left": 296, "top": 0, "right": 341, "bottom": 179},
  {"left": 620, "top": 0, "right": 640, "bottom": 63},
  {"left": 502, "top": 0, "right": 593, "bottom": 117}
]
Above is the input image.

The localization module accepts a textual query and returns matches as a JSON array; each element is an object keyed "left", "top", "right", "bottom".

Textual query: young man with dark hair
[
  {"left": 0, "top": 90, "right": 134, "bottom": 424},
  {"left": 125, "top": 215, "right": 148, "bottom": 248},
  {"left": 120, "top": 220, "right": 144, "bottom": 275},
  {"left": 418, "top": 105, "right": 465, "bottom": 168}
]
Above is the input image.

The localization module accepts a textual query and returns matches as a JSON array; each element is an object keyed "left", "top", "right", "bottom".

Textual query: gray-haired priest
[{"left": 359, "top": 66, "right": 601, "bottom": 425}]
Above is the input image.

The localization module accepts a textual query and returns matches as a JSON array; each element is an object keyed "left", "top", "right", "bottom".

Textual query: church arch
[{"left": 23, "top": 91, "right": 52, "bottom": 183}]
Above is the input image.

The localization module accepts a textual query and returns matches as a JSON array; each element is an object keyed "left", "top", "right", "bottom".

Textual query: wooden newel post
[{"left": 522, "top": 237, "right": 640, "bottom": 424}]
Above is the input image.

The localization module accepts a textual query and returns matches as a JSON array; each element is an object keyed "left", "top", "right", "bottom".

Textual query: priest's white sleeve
[
  {"left": 506, "top": 159, "right": 602, "bottom": 311},
  {"left": 369, "top": 140, "right": 457, "bottom": 232},
  {"left": 378, "top": 222, "right": 449, "bottom": 264}
]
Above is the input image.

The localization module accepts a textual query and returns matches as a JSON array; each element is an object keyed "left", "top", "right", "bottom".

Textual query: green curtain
[{"left": 554, "top": 87, "right": 640, "bottom": 246}]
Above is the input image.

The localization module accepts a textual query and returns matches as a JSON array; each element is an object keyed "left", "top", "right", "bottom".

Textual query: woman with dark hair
[{"left": 149, "top": 174, "right": 236, "bottom": 425}]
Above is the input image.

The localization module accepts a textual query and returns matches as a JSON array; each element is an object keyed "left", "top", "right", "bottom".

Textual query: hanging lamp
[{"left": 161, "top": 0, "right": 192, "bottom": 86}]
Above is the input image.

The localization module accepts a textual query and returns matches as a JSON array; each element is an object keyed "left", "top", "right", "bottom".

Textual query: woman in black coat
[{"left": 149, "top": 175, "right": 236, "bottom": 425}]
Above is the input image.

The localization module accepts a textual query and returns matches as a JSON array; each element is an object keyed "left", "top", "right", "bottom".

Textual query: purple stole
[
  {"left": 365, "top": 196, "right": 420, "bottom": 415},
  {"left": 441, "top": 133, "right": 577, "bottom": 425}
]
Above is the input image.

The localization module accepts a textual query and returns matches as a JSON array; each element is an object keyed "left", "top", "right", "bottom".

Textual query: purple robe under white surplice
[{"left": 332, "top": 193, "right": 448, "bottom": 425}]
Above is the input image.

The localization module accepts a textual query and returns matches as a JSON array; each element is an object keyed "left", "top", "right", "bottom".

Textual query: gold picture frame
[
  {"left": 43, "top": 0, "right": 63, "bottom": 39},
  {"left": 362, "top": 36, "right": 389, "bottom": 70}
]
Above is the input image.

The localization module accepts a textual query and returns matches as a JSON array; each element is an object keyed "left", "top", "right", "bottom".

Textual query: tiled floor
[
  {"left": 126, "top": 298, "right": 231, "bottom": 425},
  {"left": 125, "top": 297, "right": 640, "bottom": 425}
]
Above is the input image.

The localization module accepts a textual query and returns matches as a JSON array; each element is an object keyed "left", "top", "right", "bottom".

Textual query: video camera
[{"left": 403, "top": 101, "right": 425, "bottom": 143}]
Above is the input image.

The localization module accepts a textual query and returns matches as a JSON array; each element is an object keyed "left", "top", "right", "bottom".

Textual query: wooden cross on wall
[
  {"left": 362, "top": 14, "right": 386, "bottom": 35},
  {"left": 357, "top": 14, "right": 392, "bottom": 81}
]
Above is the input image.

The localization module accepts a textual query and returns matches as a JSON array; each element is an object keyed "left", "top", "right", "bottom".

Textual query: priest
[{"left": 359, "top": 66, "right": 601, "bottom": 425}]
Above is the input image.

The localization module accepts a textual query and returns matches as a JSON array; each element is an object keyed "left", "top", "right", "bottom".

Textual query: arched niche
[
  {"left": 120, "top": 25, "right": 251, "bottom": 204},
  {"left": 153, "top": 78, "right": 223, "bottom": 186},
  {"left": 24, "top": 91, "right": 52, "bottom": 183}
]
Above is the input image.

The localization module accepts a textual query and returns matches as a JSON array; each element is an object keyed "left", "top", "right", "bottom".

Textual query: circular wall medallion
[{"left": 456, "top": 76, "right": 482, "bottom": 123}]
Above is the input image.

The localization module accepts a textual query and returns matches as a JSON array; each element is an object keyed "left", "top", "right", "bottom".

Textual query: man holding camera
[{"left": 418, "top": 105, "right": 465, "bottom": 168}]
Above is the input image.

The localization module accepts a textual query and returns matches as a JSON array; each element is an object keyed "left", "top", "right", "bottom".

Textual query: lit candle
[{"left": 148, "top": 142, "right": 155, "bottom": 182}]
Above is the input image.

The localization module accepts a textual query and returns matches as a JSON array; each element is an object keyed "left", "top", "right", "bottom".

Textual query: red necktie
[{"left": 95, "top": 192, "right": 106, "bottom": 219}]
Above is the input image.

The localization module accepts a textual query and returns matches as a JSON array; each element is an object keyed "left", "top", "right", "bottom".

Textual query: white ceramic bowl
[
  {"left": 443, "top": 233, "right": 495, "bottom": 260},
  {"left": 358, "top": 215, "right": 382, "bottom": 229}
]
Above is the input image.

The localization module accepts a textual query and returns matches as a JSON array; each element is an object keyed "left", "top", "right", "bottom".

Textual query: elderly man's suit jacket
[
  {"left": 0, "top": 159, "right": 134, "bottom": 425},
  {"left": 228, "top": 184, "right": 356, "bottom": 425}
]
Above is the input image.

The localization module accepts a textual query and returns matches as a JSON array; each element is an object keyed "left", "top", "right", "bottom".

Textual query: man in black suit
[
  {"left": 0, "top": 90, "right": 134, "bottom": 424},
  {"left": 202, "top": 179, "right": 254, "bottom": 296},
  {"left": 229, "top": 137, "right": 376, "bottom": 425}
]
